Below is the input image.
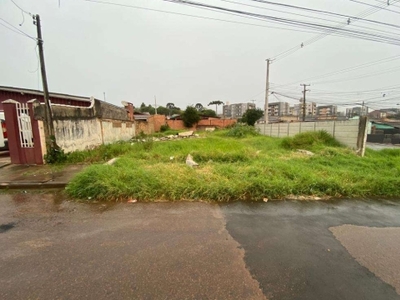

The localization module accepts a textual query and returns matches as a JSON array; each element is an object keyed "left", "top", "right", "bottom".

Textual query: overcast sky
[{"left": 1, "top": 0, "right": 400, "bottom": 112}]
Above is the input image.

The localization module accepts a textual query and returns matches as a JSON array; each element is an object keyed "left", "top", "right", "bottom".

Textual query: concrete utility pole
[
  {"left": 301, "top": 84, "right": 310, "bottom": 122},
  {"left": 34, "top": 14, "right": 57, "bottom": 153},
  {"left": 264, "top": 59, "right": 271, "bottom": 123},
  {"left": 154, "top": 96, "right": 158, "bottom": 115}
]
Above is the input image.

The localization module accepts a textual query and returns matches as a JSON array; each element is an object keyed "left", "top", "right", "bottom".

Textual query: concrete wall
[
  {"left": 54, "top": 118, "right": 102, "bottom": 153},
  {"left": 34, "top": 99, "right": 135, "bottom": 153},
  {"left": 101, "top": 120, "right": 135, "bottom": 145},
  {"left": 53, "top": 118, "right": 135, "bottom": 153},
  {"left": 256, "top": 119, "right": 364, "bottom": 150}
]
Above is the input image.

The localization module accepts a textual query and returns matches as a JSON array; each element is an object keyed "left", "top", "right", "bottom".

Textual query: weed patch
[{"left": 65, "top": 130, "right": 400, "bottom": 202}]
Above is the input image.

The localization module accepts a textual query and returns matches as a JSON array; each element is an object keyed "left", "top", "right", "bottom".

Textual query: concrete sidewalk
[{"left": 0, "top": 161, "right": 87, "bottom": 189}]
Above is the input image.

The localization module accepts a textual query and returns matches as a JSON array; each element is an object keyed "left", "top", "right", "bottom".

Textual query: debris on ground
[
  {"left": 297, "top": 149, "right": 315, "bottom": 156},
  {"left": 178, "top": 131, "right": 194, "bottom": 137},
  {"left": 104, "top": 158, "right": 119, "bottom": 165},
  {"left": 186, "top": 154, "right": 199, "bottom": 168}
]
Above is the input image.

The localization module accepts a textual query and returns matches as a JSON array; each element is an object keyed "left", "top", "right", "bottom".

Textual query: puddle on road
[{"left": 0, "top": 190, "right": 122, "bottom": 219}]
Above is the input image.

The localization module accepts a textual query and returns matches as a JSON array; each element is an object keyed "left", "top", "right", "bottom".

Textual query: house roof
[
  {"left": 0, "top": 86, "right": 94, "bottom": 103},
  {"left": 371, "top": 121, "right": 399, "bottom": 129}
]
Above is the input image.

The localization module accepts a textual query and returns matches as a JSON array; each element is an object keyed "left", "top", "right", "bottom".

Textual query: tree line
[
  {"left": 137, "top": 102, "right": 216, "bottom": 118},
  {"left": 136, "top": 101, "right": 264, "bottom": 127}
]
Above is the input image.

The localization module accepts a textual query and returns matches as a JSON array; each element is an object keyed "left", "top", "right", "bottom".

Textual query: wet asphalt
[
  {"left": 221, "top": 200, "right": 400, "bottom": 300},
  {"left": 1, "top": 192, "right": 400, "bottom": 300}
]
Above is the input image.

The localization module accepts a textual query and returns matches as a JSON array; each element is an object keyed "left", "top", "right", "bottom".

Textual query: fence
[{"left": 256, "top": 118, "right": 368, "bottom": 156}]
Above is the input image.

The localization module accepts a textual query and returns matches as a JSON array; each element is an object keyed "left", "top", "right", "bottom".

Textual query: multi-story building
[
  {"left": 268, "top": 102, "right": 289, "bottom": 116},
  {"left": 346, "top": 106, "right": 367, "bottom": 117},
  {"left": 223, "top": 102, "right": 256, "bottom": 118},
  {"left": 290, "top": 102, "right": 317, "bottom": 117},
  {"left": 317, "top": 105, "right": 337, "bottom": 117}
]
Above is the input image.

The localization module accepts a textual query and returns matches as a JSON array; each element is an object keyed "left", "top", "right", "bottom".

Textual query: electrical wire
[
  {"left": 311, "top": 65, "right": 400, "bottom": 85},
  {"left": 0, "top": 17, "right": 36, "bottom": 40},
  {"left": 372, "top": 0, "right": 400, "bottom": 8},
  {"left": 161, "top": 0, "right": 400, "bottom": 50},
  {"left": 84, "top": 0, "right": 335, "bottom": 35},
  {"left": 349, "top": 0, "right": 400, "bottom": 15},
  {"left": 271, "top": 54, "right": 400, "bottom": 89},
  {"left": 268, "top": 0, "right": 400, "bottom": 61}
]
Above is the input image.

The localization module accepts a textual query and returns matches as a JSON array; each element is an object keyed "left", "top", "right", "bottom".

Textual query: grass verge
[{"left": 65, "top": 130, "right": 400, "bottom": 202}]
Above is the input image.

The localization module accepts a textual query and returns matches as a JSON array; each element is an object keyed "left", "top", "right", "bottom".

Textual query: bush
[
  {"left": 182, "top": 106, "right": 201, "bottom": 127},
  {"left": 160, "top": 124, "right": 170, "bottom": 132},
  {"left": 281, "top": 131, "right": 342, "bottom": 150},
  {"left": 240, "top": 108, "right": 264, "bottom": 126},
  {"left": 226, "top": 124, "right": 260, "bottom": 138},
  {"left": 44, "top": 147, "right": 67, "bottom": 164}
]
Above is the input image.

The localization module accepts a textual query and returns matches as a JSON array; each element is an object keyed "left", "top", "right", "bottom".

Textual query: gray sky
[{"left": 1, "top": 0, "right": 400, "bottom": 112}]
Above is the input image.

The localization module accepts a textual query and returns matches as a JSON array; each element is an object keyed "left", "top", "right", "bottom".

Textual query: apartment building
[
  {"left": 268, "top": 102, "right": 289, "bottom": 116},
  {"left": 223, "top": 102, "right": 256, "bottom": 118},
  {"left": 317, "top": 105, "right": 338, "bottom": 117}
]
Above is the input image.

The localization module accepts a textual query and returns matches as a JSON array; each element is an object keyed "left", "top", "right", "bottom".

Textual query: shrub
[
  {"left": 160, "top": 124, "right": 170, "bottom": 132},
  {"left": 182, "top": 106, "right": 201, "bottom": 127},
  {"left": 226, "top": 124, "right": 260, "bottom": 138},
  {"left": 281, "top": 130, "right": 342, "bottom": 150}
]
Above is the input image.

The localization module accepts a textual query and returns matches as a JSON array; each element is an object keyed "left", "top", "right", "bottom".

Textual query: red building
[{"left": 0, "top": 86, "right": 92, "bottom": 112}]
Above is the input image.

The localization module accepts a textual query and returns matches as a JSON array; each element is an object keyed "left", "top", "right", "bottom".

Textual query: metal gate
[
  {"left": 16, "top": 103, "right": 34, "bottom": 149},
  {"left": 2, "top": 99, "right": 43, "bottom": 164}
]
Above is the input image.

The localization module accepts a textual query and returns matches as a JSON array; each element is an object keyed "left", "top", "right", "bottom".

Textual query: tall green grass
[{"left": 65, "top": 131, "right": 400, "bottom": 201}]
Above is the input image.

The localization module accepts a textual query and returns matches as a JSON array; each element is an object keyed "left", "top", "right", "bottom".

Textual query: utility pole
[
  {"left": 103, "top": 92, "right": 106, "bottom": 102},
  {"left": 33, "top": 14, "right": 57, "bottom": 154},
  {"left": 300, "top": 84, "right": 310, "bottom": 122},
  {"left": 264, "top": 59, "right": 271, "bottom": 123},
  {"left": 154, "top": 96, "right": 158, "bottom": 115}
]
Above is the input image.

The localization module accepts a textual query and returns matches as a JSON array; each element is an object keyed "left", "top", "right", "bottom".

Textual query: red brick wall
[
  {"left": 136, "top": 120, "right": 153, "bottom": 135},
  {"left": 166, "top": 120, "right": 194, "bottom": 131},
  {"left": 153, "top": 115, "right": 167, "bottom": 132},
  {"left": 167, "top": 118, "right": 236, "bottom": 131},
  {"left": 197, "top": 118, "right": 236, "bottom": 129},
  {"left": 137, "top": 117, "right": 237, "bottom": 135}
]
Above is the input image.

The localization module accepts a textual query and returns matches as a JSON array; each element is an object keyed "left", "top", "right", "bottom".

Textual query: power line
[
  {"left": 161, "top": 0, "right": 400, "bottom": 48},
  {"left": 349, "top": 0, "right": 400, "bottom": 15},
  {"left": 372, "top": 0, "right": 400, "bottom": 8},
  {"left": 0, "top": 17, "right": 36, "bottom": 40},
  {"left": 84, "top": 0, "right": 332, "bottom": 35},
  {"left": 10, "top": 0, "right": 33, "bottom": 15},
  {"left": 312, "top": 65, "right": 400, "bottom": 85},
  {"left": 87, "top": 0, "right": 400, "bottom": 46},
  {"left": 271, "top": 54, "right": 400, "bottom": 89},
  {"left": 268, "top": 0, "right": 400, "bottom": 61},
  {"left": 10, "top": 0, "right": 33, "bottom": 26}
]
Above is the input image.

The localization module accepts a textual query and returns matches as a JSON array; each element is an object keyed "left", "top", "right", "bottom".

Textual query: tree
[
  {"left": 139, "top": 104, "right": 155, "bottom": 115},
  {"left": 156, "top": 106, "right": 169, "bottom": 116},
  {"left": 201, "top": 109, "right": 216, "bottom": 118},
  {"left": 241, "top": 108, "right": 264, "bottom": 126},
  {"left": 166, "top": 103, "right": 175, "bottom": 110},
  {"left": 182, "top": 106, "right": 201, "bottom": 128},
  {"left": 166, "top": 103, "right": 175, "bottom": 116},
  {"left": 195, "top": 103, "right": 204, "bottom": 112},
  {"left": 208, "top": 100, "right": 224, "bottom": 115}
]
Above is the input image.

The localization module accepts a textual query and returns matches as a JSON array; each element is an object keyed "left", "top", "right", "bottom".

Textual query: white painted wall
[
  {"left": 256, "top": 119, "right": 361, "bottom": 149},
  {"left": 101, "top": 120, "right": 136, "bottom": 145},
  {"left": 52, "top": 118, "right": 135, "bottom": 153}
]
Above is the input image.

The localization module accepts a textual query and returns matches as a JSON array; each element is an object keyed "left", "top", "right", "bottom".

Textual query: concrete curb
[{"left": 0, "top": 182, "right": 67, "bottom": 189}]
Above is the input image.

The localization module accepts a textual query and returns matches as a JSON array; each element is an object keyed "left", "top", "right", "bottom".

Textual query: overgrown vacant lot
[{"left": 65, "top": 127, "right": 400, "bottom": 202}]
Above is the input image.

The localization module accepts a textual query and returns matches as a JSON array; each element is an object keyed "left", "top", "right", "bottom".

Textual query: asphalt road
[{"left": 1, "top": 192, "right": 400, "bottom": 300}]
